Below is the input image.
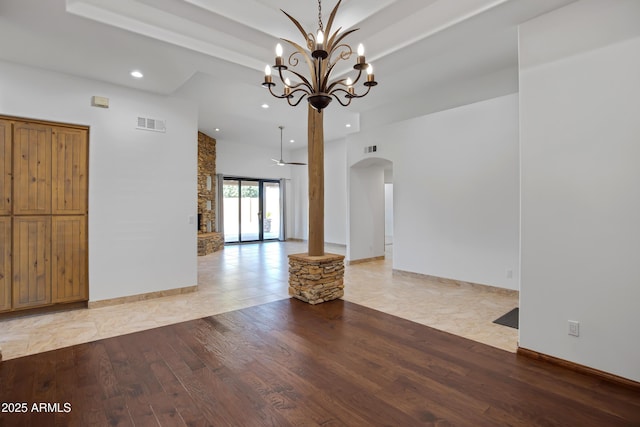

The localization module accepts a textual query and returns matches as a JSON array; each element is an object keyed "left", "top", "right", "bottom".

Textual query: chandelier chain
[{"left": 317, "top": 0, "right": 323, "bottom": 31}]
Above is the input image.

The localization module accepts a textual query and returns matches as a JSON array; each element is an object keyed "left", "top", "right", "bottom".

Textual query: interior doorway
[
  {"left": 222, "top": 177, "right": 281, "bottom": 243},
  {"left": 347, "top": 158, "right": 393, "bottom": 262}
]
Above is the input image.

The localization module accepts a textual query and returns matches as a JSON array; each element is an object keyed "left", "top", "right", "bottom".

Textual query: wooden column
[
  {"left": 287, "top": 105, "right": 344, "bottom": 304},
  {"left": 307, "top": 105, "right": 324, "bottom": 256}
]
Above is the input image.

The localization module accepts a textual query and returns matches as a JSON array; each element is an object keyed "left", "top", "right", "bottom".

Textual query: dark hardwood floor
[{"left": 1, "top": 299, "right": 639, "bottom": 426}]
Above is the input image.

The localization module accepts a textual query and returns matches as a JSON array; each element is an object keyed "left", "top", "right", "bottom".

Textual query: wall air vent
[
  {"left": 364, "top": 145, "right": 377, "bottom": 154},
  {"left": 136, "top": 116, "right": 166, "bottom": 133}
]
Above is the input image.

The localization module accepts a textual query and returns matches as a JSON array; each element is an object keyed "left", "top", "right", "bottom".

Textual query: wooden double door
[{"left": 0, "top": 117, "right": 88, "bottom": 313}]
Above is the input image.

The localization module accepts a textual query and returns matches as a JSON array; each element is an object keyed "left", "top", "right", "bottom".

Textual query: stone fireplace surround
[{"left": 198, "top": 131, "right": 223, "bottom": 255}]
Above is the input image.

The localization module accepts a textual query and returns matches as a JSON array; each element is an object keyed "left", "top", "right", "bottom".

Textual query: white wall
[
  {"left": 0, "top": 60, "right": 198, "bottom": 301},
  {"left": 519, "top": 0, "right": 640, "bottom": 382},
  {"left": 348, "top": 94, "right": 520, "bottom": 290},
  {"left": 361, "top": 66, "right": 518, "bottom": 133},
  {"left": 288, "top": 163, "right": 308, "bottom": 242},
  {"left": 216, "top": 138, "right": 292, "bottom": 181},
  {"left": 323, "top": 139, "right": 347, "bottom": 246},
  {"left": 288, "top": 138, "right": 347, "bottom": 246},
  {"left": 384, "top": 183, "right": 394, "bottom": 245}
]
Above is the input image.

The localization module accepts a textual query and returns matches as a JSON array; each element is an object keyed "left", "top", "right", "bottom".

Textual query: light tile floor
[{"left": 0, "top": 241, "right": 518, "bottom": 361}]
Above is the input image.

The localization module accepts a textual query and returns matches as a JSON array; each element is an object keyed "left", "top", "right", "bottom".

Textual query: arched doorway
[{"left": 347, "top": 157, "right": 393, "bottom": 263}]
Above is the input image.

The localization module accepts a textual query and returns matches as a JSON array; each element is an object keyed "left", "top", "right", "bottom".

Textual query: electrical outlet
[
  {"left": 568, "top": 320, "right": 580, "bottom": 337},
  {"left": 506, "top": 269, "right": 513, "bottom": 278}
]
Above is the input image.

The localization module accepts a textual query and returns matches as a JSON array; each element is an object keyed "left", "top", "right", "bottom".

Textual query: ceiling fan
[{"left": 272, "top": 125, "right": 307, "bottom": 166}]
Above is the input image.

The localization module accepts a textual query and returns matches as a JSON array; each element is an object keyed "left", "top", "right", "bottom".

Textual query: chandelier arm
[
  {"left": 281, "top": 69, "right": 315, "bottom": 93},
  {"left": 286, "top": 90, "right": 308, "bottom": 107},
  {"left": 283, "top": 79, "right": 312, "bottom": 91},
  {"left": 331, "top": 89, "right": 354, "bottom": 107},
  {"left": 347, "top": 84, "right": 373, "bottom": 99},
  {"left": 281, "top": 38, "right": 317, "bottom": 87},
  {"left": 267, "top": 84, "right": 295, "bottom": 99},
  {"left": 325, "top": 68, "right": 363, "bottom": 94},
  {"left": 350, "top": 68, "right": 365, "bottom": 85},
  {"left": 289, "top": 86, "right": 311, "bottom": 96},
  {"left": 326, "top": 76, "right": 350, "bottom": 93},
  {"left": 276, "top": 67, "right": 313, "bottom": 93}
]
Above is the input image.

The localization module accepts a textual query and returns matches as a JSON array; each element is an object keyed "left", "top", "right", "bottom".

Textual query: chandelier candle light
[{"left": 261, "top": 0, "right": 377, "bottom": 264}]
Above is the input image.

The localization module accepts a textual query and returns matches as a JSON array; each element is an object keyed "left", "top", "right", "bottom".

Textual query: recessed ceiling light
[
  {"left": 130, "top": 70, "right": 144, "bottom": 79},
  {"left": 289, "top": 139, "right": 295, "bottom": 143},
  {"left": 261, "top": 103, "right": 269, "bottom": 109},
  {"left": 345, "top": 123, "right": 351, "bottom": 128},
  {"left": 215, "top": 128, "right": 220, "bottom": 132}
]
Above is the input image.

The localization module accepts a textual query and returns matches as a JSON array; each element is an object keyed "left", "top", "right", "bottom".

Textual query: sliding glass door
[
  {"left": 223, "top": 178, "right": 281, "bottom": 243},
  {"left": 263, "top": 181, "right": 281, "bottom": 240}
]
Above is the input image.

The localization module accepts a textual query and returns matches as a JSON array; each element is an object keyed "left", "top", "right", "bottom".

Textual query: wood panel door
[
  {"left": 0, "top": 217, "right": 10, "bottom": 312},
  {"left": 52, "top": 216, "right": 87, "bottom": 303},
  {"left": 12, "top": 216, "right": 51, "bottom": 309},
  {"left": 13, "top": 123, "right": 52, "bottom": 215},
  {"left": 52, "top": 127, "right": 88, "bottom": 215},
  {"left": 0, "top": 119, "right": 11, "bottom": 215}
]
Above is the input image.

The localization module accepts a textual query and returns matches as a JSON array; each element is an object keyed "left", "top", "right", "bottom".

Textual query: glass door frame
[{"left": 222, "top": 177, "right": 281, "bottom": 244}]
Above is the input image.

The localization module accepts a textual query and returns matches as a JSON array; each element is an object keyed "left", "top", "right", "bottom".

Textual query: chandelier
[{"left": 262, "top": 0, "right": 377, "bottom": 111}]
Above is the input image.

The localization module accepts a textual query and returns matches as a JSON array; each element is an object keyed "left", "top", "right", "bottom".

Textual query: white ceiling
[{"left": 0, "top": 0, "right": 576, "bottom": 150}]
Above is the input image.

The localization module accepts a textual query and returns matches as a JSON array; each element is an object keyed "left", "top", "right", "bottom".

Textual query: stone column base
[{"left": 288, "top": 253, "right": 345, "bottom": 304}]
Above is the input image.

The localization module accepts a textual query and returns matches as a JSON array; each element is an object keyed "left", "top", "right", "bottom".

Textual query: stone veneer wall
[
  {"left": 289, "top": 253, "right": 345, "bottom": 304},
  {"left": 198, "top": 131, "right": 216, "bottom": 234},
  {"left": 198, "top": 131, "right": 223, "bottom": 255}
]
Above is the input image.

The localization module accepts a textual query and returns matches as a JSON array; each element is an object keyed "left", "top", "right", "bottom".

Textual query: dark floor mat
[{"left": 493, "top": 307, "right": 519, "bottom": 329}]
